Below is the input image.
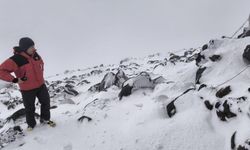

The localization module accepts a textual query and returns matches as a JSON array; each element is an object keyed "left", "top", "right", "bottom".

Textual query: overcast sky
[{"left": 0, "top": 0, "right": 249, "bottom": 76}]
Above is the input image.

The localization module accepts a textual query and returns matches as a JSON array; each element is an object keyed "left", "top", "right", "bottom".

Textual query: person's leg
[
  {"left": 37, "top": 84, "right": 51, "bottom": 121},
  {"left": 21, "top": 90, "right": 37, "bottom": 128}
]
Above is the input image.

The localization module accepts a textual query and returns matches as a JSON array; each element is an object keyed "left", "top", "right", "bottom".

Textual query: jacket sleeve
[{"left": 0, "top": 59, "right": 18, "bottom": 82}]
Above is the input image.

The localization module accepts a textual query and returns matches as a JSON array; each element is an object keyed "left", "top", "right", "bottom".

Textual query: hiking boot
[
  {"left": 27, "top": 126, "right": 34, "bottom": 131},
  {"left": 46, "top": 120, "right": 56, "bottom": 127},
  {"left": 40, "top": 119, "right": 56, "bottom": 127}
]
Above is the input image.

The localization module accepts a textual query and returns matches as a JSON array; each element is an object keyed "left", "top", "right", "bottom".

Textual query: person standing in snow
[{"left": 0, "top": 37, "right": 55, "bottom": 130}]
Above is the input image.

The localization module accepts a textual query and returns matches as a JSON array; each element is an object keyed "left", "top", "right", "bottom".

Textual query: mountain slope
[{"left": 1, "top": 37, "right": 250, "bottom": 150}]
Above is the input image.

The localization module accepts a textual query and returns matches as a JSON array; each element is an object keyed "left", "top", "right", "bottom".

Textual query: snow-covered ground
[{"left": 1, "top": 37, "right": 250, "bottom": 150}]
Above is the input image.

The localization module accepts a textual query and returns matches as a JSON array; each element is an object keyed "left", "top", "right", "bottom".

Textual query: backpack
[{"left": 243, "top": 45, "right": 250, "bottom": 63}]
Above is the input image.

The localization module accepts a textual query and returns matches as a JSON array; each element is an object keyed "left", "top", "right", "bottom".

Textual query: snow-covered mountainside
[{"left": 1, "top": 37, "right": 250, "bottom": 150}]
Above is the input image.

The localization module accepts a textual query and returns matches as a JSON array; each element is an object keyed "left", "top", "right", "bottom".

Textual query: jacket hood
[{"left": 13, "top": 46, "right": 22, "bottom": 54}]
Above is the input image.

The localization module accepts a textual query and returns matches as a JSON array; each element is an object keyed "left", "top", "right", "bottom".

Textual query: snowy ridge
[{"left": 1, "top": 37, "right": 250, "bottom": 150}]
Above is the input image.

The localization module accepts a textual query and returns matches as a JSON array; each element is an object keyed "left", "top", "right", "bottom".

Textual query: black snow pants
[{"left": 21, "top": 84, "right": 50, "bottom": 128}]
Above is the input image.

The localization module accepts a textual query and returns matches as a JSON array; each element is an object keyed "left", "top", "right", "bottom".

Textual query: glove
[{"left": 12, "top": 77, "right": 28, "bottom": 83}]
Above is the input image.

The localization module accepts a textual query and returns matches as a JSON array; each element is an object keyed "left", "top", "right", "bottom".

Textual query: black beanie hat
[{"left": 19, "top": 37, "right": 35, "bottom": 51}]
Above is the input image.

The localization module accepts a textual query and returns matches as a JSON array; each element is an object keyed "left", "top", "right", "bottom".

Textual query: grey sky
[{"left": 0, "top": 0, "right": 249, "bottom": 76}]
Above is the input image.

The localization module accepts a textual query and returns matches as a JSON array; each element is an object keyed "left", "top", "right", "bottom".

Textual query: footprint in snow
[
  {"left": 135, "top": 104, "right": 143, "bottom": 108},
  {"left": 33, "top": 136, "right": 47, "bottom": 144},
  {"left": 63, "top": 143, "right": 73, "bottom": 150}
]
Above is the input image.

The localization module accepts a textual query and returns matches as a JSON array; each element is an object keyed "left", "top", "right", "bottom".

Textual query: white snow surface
[{"left": 1, "top": 37, "right": 250, "bottom": 150}]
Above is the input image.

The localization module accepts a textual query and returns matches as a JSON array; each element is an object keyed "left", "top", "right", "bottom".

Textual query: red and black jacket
[{"left": 0, "top": 49, "right": 45, "bottom": 91}]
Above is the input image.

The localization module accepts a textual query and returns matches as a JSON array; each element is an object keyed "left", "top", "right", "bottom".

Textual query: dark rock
[
  {"left": 65, "top": 84, "right": 74, "bottom": 89},
  {"left": 238, "top": 29, "right": 250, "bottom": 39},
  {"left": 216, "top": 100, "right": 237, "bottom": 121},
  {"left": 169, "top": 53, "right": 181, "bottom": 63},
  {"left": 7, "top": 104, "right": 15, "bottom": 110},
  {"left": 64, "top": 87, "right": 79, "bottom": 96},
  {"left": 3, "top": 101, "right": 9, "bottom": 106},
  {"left": 18, "top": 143, "right": 25, "bottom": 147},
  {"left": 237, "top": 96, "right": 247, "bottom": 101},
  {"left": 0, "top": 126, "right": 24, "bottom": 148},
  {"left": 165, "top": 89, "right": 194, "bottom": 119},
  {"left": 6, "top": 109, "right": 26, "bottom": 121},
  {"left": 216, "top": 111, "right": 227, "bottom": 121},
  {"left": 209, "top": 40, "right": 215, "bottom": 45},
  {"left": 90, "top": 70, "right": 102, "bottom": 75},
  {"left": 237, "top": 145, "right": 248, "bottom": 150},
  {"left": 88, "top": 83, "right": 101, "bottom": 92},
  {"left": 65, "top": 80, "right": 75, "bottom": 85},
  {"left": 216, "top": 86, "right": 231, "bottom": 98},
  {"left": 88, "top": 72, "right": 117, "bottom": 92},
  {"left": 77, "top": 80, "right": 90, "bottom": 86},
  {"left": 246, "top": 140, "right": 250, "bottom": 145},
  {"left": 99, "top": 72, "right": 116, "bottom": 90},
  {"left": 118, "top": 84, "right": 133, "bottom": 100},
  {"left": 215, "top": 102, "right": 221, "bottom": 109},
  {"left": 147, "top": 60, "right": 160, "bottom": 64},
  {"left": 202, "top": 44, "right": 208, "bottom": 51},
  {"left": 118, "top": 72, "right": 157, "bottom": 100},
  {"left": 2, "top": 97, "right": 23, "bottom": 110},
  {"left": 195, "top": 67, "right": 206, "bottom": 84},
  {"left": 198, "top": 84, "right": 207, "bottom": 91},
  {"left": 13, "top": 126, "right": 22, "bottom": 132},
  {"left": 56, "top": 80, "right": 63, "bottom": 84},
  {"left": 186, "top": 54, "right": 198, "bottom": 62},
  {"left": 222, "top": 100, "right": 237, "bottom": 118},
  {"left": 153, "top": 76, "right": 166, "bottom": 84},
  {"left": 237, "top": 139, "right": 250, "bottom": 150},
  {"left": 129, "top": 63, "right": 140, "bottom": 67},
  {"left": 114, "top": 70, "right": 128, "bottom": 88},
  {"left": 243, "top": 45, "right": 250, "bottom": 64},
  {"left": 0, "top": 91, "right": 6, "bottom": 95},
  {"left": 0, "top": 119, "right": 4, "bottom": 128},
  {"left": 88, "top": 70, "right": 128, "bottom": 92},
  {"left": 153, "top": 62, "right": 167, "bottom": 69},
  {"left": 231, "top": 131, "right": 236, "bottom": 150},
  {"left": 55, "top": 88, "right": 63, "bottom": 93},
  {"left": 119, "top": 58, "right": 130, "bottom": 64},
  {"left": 71, "top": 75, "right": 78, "bottom": 79},
  {"left": 119, "top": 65, "right": 127, "bottom": 69},
  {"left": 78, "top": 115, "right": 92, "bottom": 122},
  {"left": 204, "top": 100, "right": 213, "bottom": 110},
  {"left": 184, "top": 50, "right": 192, "bottom": 57},
  {"left": 166, "top": 100, "right": 176, "bottom": 118},
  {"left": 209, "top": 55, "right": 221, "bottom": 62}
]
